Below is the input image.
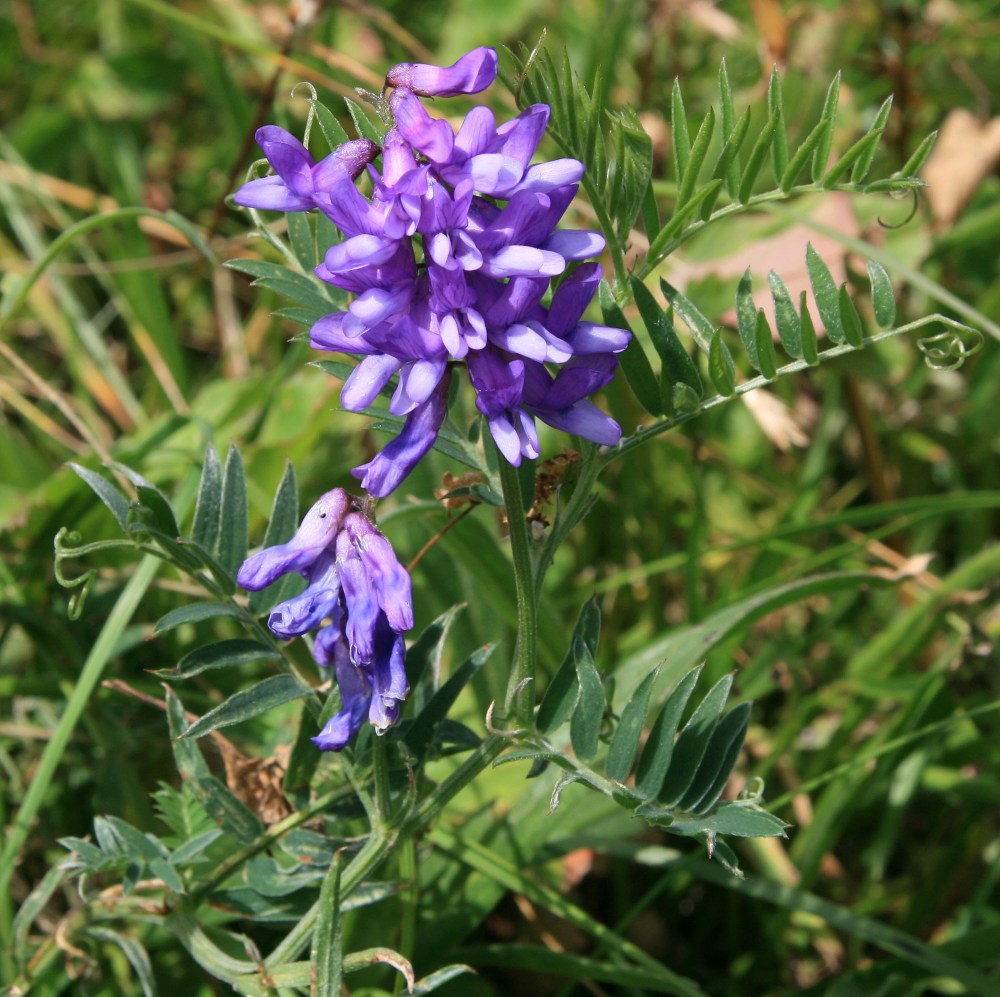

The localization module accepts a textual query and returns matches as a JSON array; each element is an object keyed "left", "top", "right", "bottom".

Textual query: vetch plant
[
  {"left": 234, "top": 46, "right": 630, "bottom": 497},
  {"left": 238, "top": 488, "right": 413, "bottom": 749},
  {"left": 9, "top": 26, "right": 990, "bottom": 997}
]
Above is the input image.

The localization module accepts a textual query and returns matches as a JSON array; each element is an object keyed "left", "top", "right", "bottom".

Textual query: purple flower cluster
[
  {"left": 234, "top": 47, "right": 630, "bottom": 497},
  {"left": 237, "top": 489, "right": 411, "bottom": 750}
]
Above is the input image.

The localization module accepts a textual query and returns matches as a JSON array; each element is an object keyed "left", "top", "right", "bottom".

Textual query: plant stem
[
  {"left": 187, "top": 784, "right": 356, "bottom": 904},
  {"left": 401, "top": 735, "right": 505, "bottom": 836},
  {"left": 393, "top": 837, "right": 418, "bottom": 996},
  {"left": 496, "top": 452, "right": 538, "bottom": 729},
  {"left": 371, "top": 732, "right": 393, "bottom": 830},
  {"left": 265, "top": 827, "right": 392, "bottom": 969}
]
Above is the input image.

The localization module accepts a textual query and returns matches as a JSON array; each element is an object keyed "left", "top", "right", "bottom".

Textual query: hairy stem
[{"left": 497, "top": 452, "right": 538, "bottom": 729}]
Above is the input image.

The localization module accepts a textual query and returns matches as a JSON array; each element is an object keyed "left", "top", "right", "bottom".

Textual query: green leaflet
[
  {"left": 155, "top": 638, "right": 280, "bottom": 679},
  {"left": 657, "top": 673, "right": 735, "bottom": 808},
  {"left": 217, "top": 444, "right": 247, "bottom": 579},
  {"left": 179, "top": 674, "right": 313, "bottom": 740},
  {"left": 536, "top": 597, "right": 601, "bottom": 735},
  {"left": 248, "top": 460, "right": 300, "bottom": 614},
  {"left": 190, "top": 445, "right": 222, "bottom": 551},
  {"left": 634, "top": 666, "right": 703, "bottom": 799}
]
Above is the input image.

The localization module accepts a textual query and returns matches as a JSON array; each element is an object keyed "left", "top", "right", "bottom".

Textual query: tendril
[
  {"left": 53, "top": 527, "right": 138, "bottom": 620},
  {"left": 290, "top": 81, "right": 319, "bottom": 148},
  {"left": 53, "top": 527, "right": 96, "bottom": 620},
  {"left": 917, "top": 325, "right": 985, "bottom": 371},
  {"left": 878, "top": 186, "right": 919, "bottom": 229}
]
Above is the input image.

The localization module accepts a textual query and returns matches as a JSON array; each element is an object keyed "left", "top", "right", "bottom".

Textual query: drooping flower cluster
[
  {"left": 234, "top": 47, "right": 630, "bottom": 496},
  {"left": 237, "top": 489, "right": 412, "bottom": 750}
]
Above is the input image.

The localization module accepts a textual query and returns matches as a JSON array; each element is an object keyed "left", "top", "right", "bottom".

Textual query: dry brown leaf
[
  {"left": 740, "top": 390, "right": 811, "bottom": 451},
  {"left": 434, "top": 470, "right": 484, "bottom": 510},
  {"left": 748, "top": 0, "right": 790, "bottom": 68},
  {"left": 922, "top": 109, "right": 1000, "bottom": 229},
  {"left": 687, "top": 0, "right": 744, "bottom": 43}
]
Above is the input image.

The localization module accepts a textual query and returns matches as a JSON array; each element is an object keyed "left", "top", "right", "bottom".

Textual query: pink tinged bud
[
  {"left": 389, "top": 88, "right": 455, "bottom": 164},
  {"left": 386, "top": 47, "right": 498, "bottom": 98},
  {"left": 237, "top": 488, "right": 351, "bottom": 590},
  {"left": 334, "top": 138, "right": 381, "bottom": 180}
]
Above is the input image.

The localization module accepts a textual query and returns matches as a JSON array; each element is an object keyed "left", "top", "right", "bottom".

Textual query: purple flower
[
  {"left": 352, "top": 369, "right": 453, "bottom": 498},
  {"left": 386, "top": 47, "right": 498, "bottom": 98},
  {"left": 236, "top": 46, "right": 632, "bottom": 495},
  {"left": 237, "top": 489, "right": 351, "bottom": 589},
  {"left": 239, "top": 489, "right": 413, "bottom": 749},
  {"left": 234, "top": 127, "right": 379, "bottom": 213}
]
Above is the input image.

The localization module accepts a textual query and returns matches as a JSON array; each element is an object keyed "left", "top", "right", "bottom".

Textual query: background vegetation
[{"left": 2, "top": 1, "right": 999, "bottom": 994}]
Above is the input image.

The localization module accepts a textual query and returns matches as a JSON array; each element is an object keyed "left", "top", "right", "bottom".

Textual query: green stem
[
  {"left": 401, "top": 735, "right": 505, "bottom": 836},
  {"left": 187, "top": 784, "right": 356, "bottom": 904},
  {"left": 496, "top": 453, "right": 538, "bottom": 729},
  {"left": 263, "top": 733, "right": 507, "bottom": 971},
  {"left": 606, "top": 315, "right": 979, "bottom": 464},
  {"left": 371, "top": 733, "right": 393, "bottom": 830},
  {"left": 265, "top": 827, "right": 393, "bottom": 969},
  {"left": 393, "top": 837, "right": 418, "bottom": 996}
]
